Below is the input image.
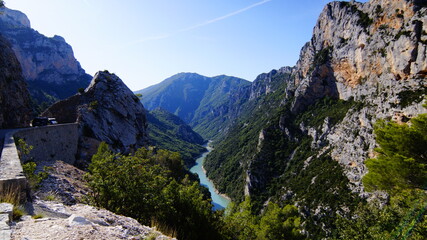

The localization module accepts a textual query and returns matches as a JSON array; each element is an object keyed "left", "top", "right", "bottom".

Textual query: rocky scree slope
[
  {"left": 205, "top": 0, "right": 427, "bottom": 235},
  {"left": 42, "top": 71, "right": 148, "bottom": 165},
  {"left": 0, "top": 35, "right": 32, "bottom": 128},
  {"left": 136, "top": 73, "right": 251, "bottom": 140},
  {"left": 0, "top": 7, "right": 92, "bottom": 107}
]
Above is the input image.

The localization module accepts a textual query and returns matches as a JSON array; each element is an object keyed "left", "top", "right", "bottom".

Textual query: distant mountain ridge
[
  {"left": 0, "top": 7, "right": 92, "bottom": 108},
  {"left": 136, "top": 73, "right": 251, "bottom": 139}
]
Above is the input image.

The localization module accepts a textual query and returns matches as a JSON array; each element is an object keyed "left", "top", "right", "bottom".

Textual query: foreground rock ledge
[{"left": 11, "top": 200, "right": 174, "bottom": 240}]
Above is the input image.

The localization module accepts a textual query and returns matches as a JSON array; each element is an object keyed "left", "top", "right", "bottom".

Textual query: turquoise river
[{"left": 189, "top": 144, "right": 231, "bottom": 210}]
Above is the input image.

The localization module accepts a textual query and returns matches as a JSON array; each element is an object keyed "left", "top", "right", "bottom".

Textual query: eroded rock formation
[{"left": 43, "top": 71, "right": 148, "bottom": 162}]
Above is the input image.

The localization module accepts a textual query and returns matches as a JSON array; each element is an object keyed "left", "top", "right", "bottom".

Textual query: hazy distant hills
[{"left": 136, "top": 73, "right": 251, "bottom": 139}]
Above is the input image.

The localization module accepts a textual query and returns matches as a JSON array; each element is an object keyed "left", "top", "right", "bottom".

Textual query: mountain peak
[{"left": 0, "top": 7, "right": 31, "bottom": 28}]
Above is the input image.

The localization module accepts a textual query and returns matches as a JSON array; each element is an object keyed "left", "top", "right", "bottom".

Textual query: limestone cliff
[
  {"left": 241, "top": 0, "right": 427, "bottom": 196},
  {"left": 291, "top": 0, "right": 426, "bottom": 111},
  {"left": 0, "top": 35, "right": 32, "bottom": 128},
  {"left": 43, "top": 71, "right": 148, "bottom": 162},
  {"left": 205, "top": 0, "right": 427, "bottom": 232},
  {"left": 283, "top": 0, "right": 427, "bottom": 194},
  {"left": 0, "top": 7, "right": 92, "bottom": 105}
]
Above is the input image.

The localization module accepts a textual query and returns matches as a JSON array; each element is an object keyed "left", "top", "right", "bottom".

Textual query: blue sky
[{"left": 7, "top": 0, "right": 364, "bottom": 91}]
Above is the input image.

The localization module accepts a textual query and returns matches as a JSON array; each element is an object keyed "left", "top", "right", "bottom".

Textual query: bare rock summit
[{"left": 43, "top": 71, "right": 148, "bottom": 162}]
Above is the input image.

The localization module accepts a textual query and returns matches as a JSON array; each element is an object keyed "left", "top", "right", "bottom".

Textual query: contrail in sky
[
  {"left": 129, "top": 0, "right": 272, "bottom": 45},
  {"left": 178, "top": 0, "right": 272, "bottom": 32}
]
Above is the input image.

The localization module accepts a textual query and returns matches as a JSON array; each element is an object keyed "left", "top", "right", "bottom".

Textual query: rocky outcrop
[
  {"left": 0, "top": 7, "right": 91, "bottom": 104},
  {"left": 11, "top": 200, "right": 174, "bottom": 240},
  {"left": 0, "top": 35, "right": 32, "bottom": 128},
  {"left": 249, "top": 66, "right": 294, "bottom": 100},
  {"left": 43, "top": 71, "right": 148, "bottom": 161}
]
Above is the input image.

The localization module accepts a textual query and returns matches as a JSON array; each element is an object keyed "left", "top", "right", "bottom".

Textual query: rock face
[
  {"left": 238, "top": 0, "right": 427, "bottom": 197},
  {"left": 0, "top": 35, "right": 32, "bottom": 128},
  {"left": 291, "top": 0, "right": 427, "bottom": 112},
  {"left": 0, "top": 7, "right": 92, "bottom": 105},
  {"left": 43, "top": 71, "right": 148, "bottom": 159},
  {"left": 286, "top": 0, "right": 427, "bottom": 193}
]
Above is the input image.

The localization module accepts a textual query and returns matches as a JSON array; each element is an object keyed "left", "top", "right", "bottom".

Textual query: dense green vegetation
[
  {"left": 86, "top": 143, "right": 223, "bottom": 240},
  {"left": 146, "top": 108, "right": 205, "bottom": 167},
  {"left": 86, "top": 142, "right": 309, "bottom": 240},
  {"left": 363, "top": 115, "right": 427, "bottom": 192},
  {"left": 205, "top": 90, "right": 366, "bottom": 238},
  {"left": 87, "top": 91, "right": 427, "bottom": 239},
  {"left": 223, "top": 198, "right": 304, "bottom": 240}
]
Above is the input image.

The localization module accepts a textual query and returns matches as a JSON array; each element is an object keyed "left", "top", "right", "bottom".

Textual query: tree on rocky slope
[{"left": 363, "top": 112, "right": 427, "bottom": 193}]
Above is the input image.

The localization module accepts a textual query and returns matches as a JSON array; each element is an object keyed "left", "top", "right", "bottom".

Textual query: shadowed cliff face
[
  {"left": 0, "top": 35, "right": 32, "bottom": 128},
  {"left": 0, "top": 7, "right": 92, "bottom": 105},
  {"left": 43, "top": 71, "right": 148, "bottom": 162}
]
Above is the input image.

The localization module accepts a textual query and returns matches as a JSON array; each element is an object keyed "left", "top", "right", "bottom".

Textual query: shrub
[
  {"left": 32, "top": 214, "right": 44, "bottom": 219},
  {"left": 22, "top": 162, "right": 50, "bottom": 189},
  {"left": 12, "top": 206, "right": 25, "bottom": 221},
  {"left": 0, "top": 185, "right": 22, "bottom": 205},
  {"left": 88, "top": 100, "right": 98, "bottom": 110},
  {"left": 15, "top": 138, "right": 33, "bottom": 160}
]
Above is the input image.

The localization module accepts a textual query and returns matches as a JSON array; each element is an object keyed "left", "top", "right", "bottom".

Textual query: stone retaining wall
[
  {"left": 0, "top": 123, "right": 79, "bottom": 204},
  {"left": 14, "top": 124, "right": 78, "bottom": 165}
]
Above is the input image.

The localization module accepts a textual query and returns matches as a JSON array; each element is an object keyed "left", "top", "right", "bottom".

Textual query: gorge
[{"left": 0, "top": 0, "right": 426, "bottom": 239}]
